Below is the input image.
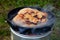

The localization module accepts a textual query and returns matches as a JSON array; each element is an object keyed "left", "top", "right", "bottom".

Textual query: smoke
[
  {"left": 41, "top": 4, "right": 55, "bottom": 27},
  {"left": 43, "top": 4, "right": 55, "bottom": 12}
]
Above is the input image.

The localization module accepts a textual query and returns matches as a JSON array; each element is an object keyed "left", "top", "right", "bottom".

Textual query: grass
[{"left": 0, "top": 0, "right": 60, "bottom": 40}]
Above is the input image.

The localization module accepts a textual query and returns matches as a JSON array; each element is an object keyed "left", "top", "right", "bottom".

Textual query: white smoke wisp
[{"left": 43, "top": 4, "right": 55, "bottom": 12}]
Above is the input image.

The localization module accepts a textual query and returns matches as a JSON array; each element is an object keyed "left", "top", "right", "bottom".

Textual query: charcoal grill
[{"left": 7, "top": 6, "right": 55, "bottom": 40}]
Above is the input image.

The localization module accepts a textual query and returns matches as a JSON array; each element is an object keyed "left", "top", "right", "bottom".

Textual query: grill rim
[{"left": 7, "top": 6, "right": 55, "bottom": 28}]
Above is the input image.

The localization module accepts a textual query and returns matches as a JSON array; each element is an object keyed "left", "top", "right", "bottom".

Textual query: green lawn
[{"left": 0, "top": 0, "right": 60, "bottom": 40}]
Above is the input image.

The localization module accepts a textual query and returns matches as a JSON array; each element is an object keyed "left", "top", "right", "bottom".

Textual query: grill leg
[{"left": 11, "top": 33, "right": 13, "bottom": 40}]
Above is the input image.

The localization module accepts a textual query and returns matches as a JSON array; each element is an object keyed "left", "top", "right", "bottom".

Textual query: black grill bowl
[{"left": 7, "top": 6, "right": 55, "bottom": 35}]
